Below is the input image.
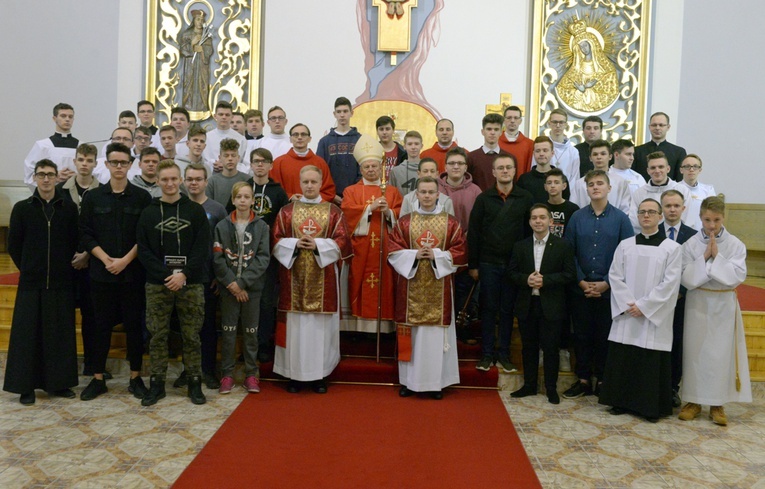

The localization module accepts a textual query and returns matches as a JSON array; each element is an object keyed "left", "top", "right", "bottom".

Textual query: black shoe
[
  {"left": 20, "top": 392, "right": 35, "bottom": 405},
  {"left": 644, "top": 416, "right": 659, "bottom": 423},
  {"left": 672, "top": 389, "right": 681, "bottom": 408},
  {"left": 52, "top": 388, "right": 76, "bottom": 399},
  {"left": 103, "top": 371, "right": 113, "bottom": 380},
  {"left": 312, "top": 379, "right": 328, "bottom": 394},
  {"left": 141, "top": 375, "right": 166, "bottom": 406},
  {"left": 257, "top": 350, "right": 273, "bottom": 363},
  {"left": 188, "top": 375, "right": 207, "bottom": 405},
  {"left": 286, "top": 380, "right": 301, "bottom": 393},
  {"left": 562, "top": 381, "right": 591, "bottom": 399},
  {"left": 129, "top": 377, "right": 149, "bottom": 399},
  {"left": 511, "top": 385, "right": 538, "bottom": 398},
  {"left": 547, "top": 391, "right": 560, "bottom": 405},
  {"left": 475, "top": 355, "right": 494, "bottom": 371},
  {"left": 430, "top": 391, "right": 443, "bottom": 400},
  {"left": 399, "top": 386, "right": 414, "bottom": 397},
  {"left": 593, "top": 382, "right": 603, "bottom": 397},
  {"left": 173, "top": 370, "right": 188, "bottom": 388},
  {"left": 202, "top": 372, "right": 220, "bottom": 390},
  {"left": 610, "top": 407, "right": 627, "bottom": 415},
  {"left": 80, "top": 378, "right": 107, "bottom": 401}
]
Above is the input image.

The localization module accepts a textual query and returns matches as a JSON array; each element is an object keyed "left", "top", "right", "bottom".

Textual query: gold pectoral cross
[{"left": 366, "top": 273, "right": 380, "bottom": 289}]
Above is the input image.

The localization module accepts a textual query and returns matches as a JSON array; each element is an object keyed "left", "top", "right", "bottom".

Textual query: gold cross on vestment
[
  {"left": 369, "top": 231, "right": 379, "bottom": 248},
  {"left": 420, "top": 230, "right": 436, "bottom": 248},
  {"left": 366, "top": 196, "right": 376, "bottom": 206},
  {"left": 366, "top": 273, "right": 379, "bottom": 289},
  {"left": 360, "top": 141, "right": 376, "bottom": 154}
]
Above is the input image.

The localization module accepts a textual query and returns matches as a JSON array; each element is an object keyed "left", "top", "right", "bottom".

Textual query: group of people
[{"left": 5, "top": 98, "right": 751, "bottom": 423}]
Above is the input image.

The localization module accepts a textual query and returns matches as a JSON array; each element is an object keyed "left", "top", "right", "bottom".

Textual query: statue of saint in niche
[
  {"left": 556, "top": 20, "right": 618, "bottom": 114},
  {"left": 180, "top": 9, "right": 213, "bottom": 115}
]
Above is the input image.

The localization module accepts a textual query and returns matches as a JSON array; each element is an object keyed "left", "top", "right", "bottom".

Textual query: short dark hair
[
  {"left": 530, "top": 203, "right": 552, "bottom": 218},
  {"left": 549, "top": 108, "right": 568, "bottom": 120},
  {"left": 611, "top": 139, "right": 634, "bottom": 154},
  {"left": 404, "top": 130, "right": 422, "bottom": 142},
  {"left": 436, "top": 118, "right": 454, "bottom": 130},
  {"left": 140, "top": 147, "right": 161, "bottom": 161},
  {"left": 106, "top": 143, "right": 133, "bottom": 161},
  {"left": 159, "top": 125, "right": 177, "bottom": 136},
  {"left": 582, "top": 115, "right": 603, "bottom": 129},
  {"left": 171, "top": 106, "right": 190, "bottom": 122},
  {"left": 185, "top": 162, "right": 208, "bottom": 179},
  {"left": 119, "top": 110, "right": 137, "bottom": 120},
  {"left": 137, "top": 100, "right": 154, "bottom": 111},
  {"left": 250, "top": 147, "right": 274, "bottom": 163},
  {"left": 544, "top": 168, "right": 567, "bottom": 185},
  {"left": 34, "top": 159, "right": 57, "bottom": 174},
  {"left": 650, "top": 112, "right": 670, "bottom": 125},
  {"left": 492, "top": 153, "right": 517, "bottom": 169},
  {"left": 188, "top": 125, "right": 207, "bottom": 139},
  {"left": 135, "top": 126, "right": 152, "bottom": 137},
  {"left": 584, "top": 169, "right": 610, "bottom": 184},
  {"left": 416, "top": 176, "right": 439, "bottom": 190},
  {"left": 376, "top": 115, "right": 395, "bottom": 130},
  {"left": 503, "top": 105, "right": 523, "bottom": 117},
  {"left": 589, "top": 139, "right": 611, "bottom": 155},
  {"left": 289, "top": 123, "right": 310, "bottom": 137},
  {"left": 232, "top": 111, "right": 245, "bottom": 120},
  {"left": 660, "top": 189, "right": 684, "bottom": 202},
  {"left": 534, "top": 135, "right": 554, "bottom": 150},
  {"left": 220, "top": 138, "right": 240, "bottom": 152},
  {"left": 640, "top": 198, "right": 662, "bottom": 212},
  {"left": 76, "top": 143, "right": 98, "bottom": 158},
  {"left": 244, "top": 109, "right": 263, "bottom": 121},
  {"left": 700, "top": 196, "right": 725, "bottom": 215},
  {"left": 482, "top": 113, "right": 503, "bottom": 128},
  {"left": 646, "top": 151, "right": 667, "bottom": 164},
  {"left": 53, "top": 103, "right": 74, "bottom": 116},
  {"left": 267, "top": 105, "right": 285, "bottom": 117},
  {"left": 334, "top": 97, "right": 352, "bottom": 109},
  {"left": 445, "top": 147, "right": 468, "bottom": 163},
  {"left": 215, "top": 101, "right": 234, "bottom": 112},
  {"left": 418, "top": 158, "right": 437, "bottom": 171}
]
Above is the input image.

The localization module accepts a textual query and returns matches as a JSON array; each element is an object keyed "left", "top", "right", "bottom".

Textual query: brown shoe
[
  {"left": 710, "top": 406, "right": 728, "bottom": 426},
  {"left": 678, "top": 402, "right": 701, "bottom": 421}
]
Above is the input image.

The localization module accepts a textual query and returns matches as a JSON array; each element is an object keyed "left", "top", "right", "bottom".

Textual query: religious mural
[{"left": 528, "top": 0, "right": 652, "bottom": 143}]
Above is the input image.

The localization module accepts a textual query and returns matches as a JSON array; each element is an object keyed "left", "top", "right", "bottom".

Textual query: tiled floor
[{"left": 0, "top": 359, "right": 762, "bottom": 488}]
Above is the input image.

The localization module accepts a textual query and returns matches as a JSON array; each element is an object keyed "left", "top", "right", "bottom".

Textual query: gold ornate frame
[
  {"left": 145, "top": 0, "right": 263, "bottom": 125},
  {"left": 528, "top": 0, "right": 652, "bottom": 143}
]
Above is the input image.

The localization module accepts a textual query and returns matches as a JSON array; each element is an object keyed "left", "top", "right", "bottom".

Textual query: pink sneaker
[
  {"left": 243, "top": 376, "right": 260, "bottom": 394},
  {"left": 219, "top": 376, "right": 234, "bottom": 394}
]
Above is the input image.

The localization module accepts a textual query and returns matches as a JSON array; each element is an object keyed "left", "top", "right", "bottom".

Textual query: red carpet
[
  {"left": 738, "top": 283, "right": 765, "bottom": 311},
  {"left": 174, "top": 383, "right": 540, "bottom": 489}
]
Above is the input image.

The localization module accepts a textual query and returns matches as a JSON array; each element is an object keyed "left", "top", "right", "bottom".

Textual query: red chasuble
[
  {"left": 421, "top": 141, "right": 459, "bottom": 174},
  {"left": 340, "top": 181, "right": 403, "bottom": 321},
  {"left": 270, "top": 149, "right": 337, "bottom": 202}
]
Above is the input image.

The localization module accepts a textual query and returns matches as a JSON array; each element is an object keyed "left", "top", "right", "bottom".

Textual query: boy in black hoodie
[{"left": 137, "top": 160, "right": 210, "bottom": 406}]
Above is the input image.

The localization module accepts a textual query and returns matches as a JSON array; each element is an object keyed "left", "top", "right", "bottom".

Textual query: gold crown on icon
[{"left": 569, "top": 20, "right": 587, "bottom": 36}]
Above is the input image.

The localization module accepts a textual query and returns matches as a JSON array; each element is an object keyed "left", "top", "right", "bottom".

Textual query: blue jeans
[{"left": 479, "top": 263, "right": 517, "bottom": 359}]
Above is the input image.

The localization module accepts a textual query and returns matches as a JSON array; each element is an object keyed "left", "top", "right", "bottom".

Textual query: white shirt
[
  {"left": 532, "top": 232, "right": 549, "bottom": 295},
  {"left": 677, "top": 180, "right": 716, "bottom": 231}
]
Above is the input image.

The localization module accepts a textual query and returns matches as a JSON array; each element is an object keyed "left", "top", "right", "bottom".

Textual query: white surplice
[
  {"left": 680, "top": 228, "right": 752, "bottom": 405},
  {"left": 608, "top": 236, "right": 682, "bottom": 351},
  {"left": 272, "top": 198, "right": 342, "bottom": 381}
]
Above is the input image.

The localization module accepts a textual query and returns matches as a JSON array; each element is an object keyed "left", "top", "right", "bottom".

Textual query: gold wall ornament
[
  {"left": 372, "top": 0, "right": 418, "bottom": 65},
  {"left": 485, "top": 93, "right": 525, "bottom": 117},
  {"left": 145, "top": 0, "right": 263, "bottom": 125},
  {"left": 528, "top": 0, "right": 652, "bottom": 144}
]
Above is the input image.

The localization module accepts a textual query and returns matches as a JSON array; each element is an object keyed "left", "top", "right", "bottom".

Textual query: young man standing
[
  {"left": 468, "top": 154, "right": 534, "bottom": 372},
  {"left": 316, "top": 97, "right": 362, "bottom": 202},
  {"left": 118, "top": 110, "right": 138, "bottom": 134},
  {"left": 629, "top": 152, "right": 691, "bottom": 233},
  {"left": 24, "top": 102, "right": 78, "bottom": 188},
  {"left": 574, "top": 116, "right": 603, "bottom": 176},
  {"left": 130, "top": 147, "right": 163, "bottom": 198},
  {"left": 244, "top": 109, "right": 265, "bottom": 140},
  {"left": 203, "top": 101, "right": 247, "bottom": 171},
  {"left": 569, "top": 140, "right": 631, "bottom": 213},
  {"left": 609, "top": 139, "right": 645, "bottom": 196},
  {"left": 176, "top": 125, "right": 210, "bottom": 175},
  {"left": 137, "top": 161, "right": 211, "bottom": 406},
  {"left": 389, "top": 130, "right": 424, "bottom": 196},
  {"left": 134, "top": 126, "right": 154, "bottom": 159},
  {"left": 376, "top": 115, "right": 406, "bottom": 181},
  {"left": 231, "top": 111, "right": 246, "bottom": 136},
  {"left": 171, "top": 107, "right": 192, "bottom": 158},
  {"left": 421, "top": 118, "right": 459, "bottom": 173},
  {"left": 467, "top": 113, "right": 511, "bottom": 191},
  {"left": 260, "top": 106, "right": 292, "bottom": 160},
  {"left": 159, "top": 125, "right": 178, "bottom": 160},
  {"left": 270, "top": 124, "right": 335, "bottom": 202},
  {"left": 389, "top": 176, "right": 467, "bottom": 399},
  {"left": 509, "top": 204, "right": 576, "bottom": 404},
  {"left": 79, "top": 143, "right": 153, "bottom": 401},
  {"left": 677, "top": 154, "right": 716, "bottom": 231},
  {"left": 517, "top": 136, "right": 564, "bottom": 203},
  {"left": 498, "top": 106, "right": 534, "bottom": 177},
  {"left": 206, "top": 139, "right": 250, "bottom": 206},
  {"left": 272, "top": 166, "right": 352, "bottom": 393},
  {"left": 137, "top": 100, "right": 159, "bottom": 135},
  {"left": 399, "top": 158, "right": 454, "bottom": 217},
  {"left": 660, "top": 189, "right": 697, "bottom": 408},
  {"left": 563, "top": 170, "right": 633, "bottom": 398},
  {"left": 4, "top": 160, "right": 79, "bottom": 405},
  {"left": 535, "top": 108, "right": 580, "bottom": 186},
  {"left": 634, "top": 112, "right": 687, "bottom": 181},
  {"left": 93, "top": 128, "right": 139, "bottom": 184},
  {"left": 544, "top": 169, "right": 579, "bottom": 238}
]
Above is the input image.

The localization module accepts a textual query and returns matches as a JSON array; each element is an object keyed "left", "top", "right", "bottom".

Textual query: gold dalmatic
[
  {"left": 406, "top": 212, "right": 448, "bottom": 326},
  {"left": 290, "top": 202, "right": 331, "bottom": 312}
]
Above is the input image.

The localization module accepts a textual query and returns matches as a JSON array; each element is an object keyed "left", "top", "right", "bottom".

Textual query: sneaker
[
  {"left": 202, "top": 372, "right": 221, "bottom": 390},
  {"left": 173, "top": 370, "right": 188, "bottom": 388},
  {"left": 559, "top": 349, "right": 572, "bottom": 372},
  {"left": 80, "top": 378, "right": 107, "bottom": 401},
  {"left": 243, "top": 376, "right": 261, "bottom": 394},
  {"left": 129, "top": 377, "right": 149, "bottom": 399},
  {"left": 678, "top": 402, "right": 701, "bottom": 421},
  {"left": 710, "top": 405, "right": 728, "bottom": 426},
  {"left": 219, "top": 376, "right": 235, "bottom": 395},
  {"left": 475, "top": 355, "right": 494, "bottom": 371},
  {"left": 562, "top": 380, "right": 591, "bottom": 399},
  {"left": 496, "top": 357, "right": 518, "bottom": 373}
]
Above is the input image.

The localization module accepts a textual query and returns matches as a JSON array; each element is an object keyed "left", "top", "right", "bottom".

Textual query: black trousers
[
  {"left": 572, "top": 294, "right": 612, "bottom": 382},
  {"left": 518, "top": 297, "right": 563, "bottom": 391},
  {"left": 76, "top": 268, "right": 97, "bottom": 373},
  {"left": 91, "top": 281, "right": 145, "bottom": 373},
  {"left": 671, "top": 296, "right": 686, "bottom": 391}
]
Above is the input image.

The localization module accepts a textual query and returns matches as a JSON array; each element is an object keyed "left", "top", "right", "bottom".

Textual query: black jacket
[
  {"left": 224, "top": 178, "right": 289, "bottom": 229},
  {"left": 137, "top": 194, "right": 210, "bottom": 285},
  {"left": 9, "top": 190, "right": 78, "bottom": 290},
  {"left": 509, "top": 234, "right": 576, "bottom": 321}
]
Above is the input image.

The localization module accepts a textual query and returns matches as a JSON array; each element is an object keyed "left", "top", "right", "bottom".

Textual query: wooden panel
[
  {"left": 0, "top": 181, "right": 31, "bottom": 228},
  {"left": 726, "top": 204, "right": 765, "bottom": 251}
]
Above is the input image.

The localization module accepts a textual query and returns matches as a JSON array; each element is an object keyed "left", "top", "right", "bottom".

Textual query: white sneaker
[{"left": 559, "top": 349, "right": 571, "bottom": 372}]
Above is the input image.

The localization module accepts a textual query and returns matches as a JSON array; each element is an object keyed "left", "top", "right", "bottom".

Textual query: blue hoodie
[{"left": 316, "top": 127, "right": 361, "bottom": 196}]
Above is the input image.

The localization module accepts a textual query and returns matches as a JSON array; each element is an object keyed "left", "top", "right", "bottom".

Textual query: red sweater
[
  {"left": 270, "top": 149, "right": 336, "bottom": 202},
  {"left": 498, "top": 132, "right": 534, "bottom": 177}
]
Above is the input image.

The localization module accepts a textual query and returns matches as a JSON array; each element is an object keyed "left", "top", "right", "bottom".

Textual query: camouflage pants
[{"left": 146, "top": 283, "right": 204, "bottom": 380}]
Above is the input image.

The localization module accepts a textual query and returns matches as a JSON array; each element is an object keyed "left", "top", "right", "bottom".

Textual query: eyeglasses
[
  {"left": 680, "top": 165, "right": 701, "bottom": 170},
  {"left": 135, "top": 136, "right": 151, "bottom": 142},
  {"left": 268, "top": 116, "right": 286, "bottom": 122},
  {"left": 251, "top": 158, "right": 270, "bottom": 165},
  {"left": 290, "top": 132, "right": 310, "bottom": 138},
  {"left": 637, "top": 210, "right": 661, "bottom": 216},
  {"left": 446, "top": 161, "right": 467, "bottom": 166},
  {"left": 107, "top": 160, "right": 132, "bottom": 167},
  {"left": 548, "top": 120, "right": 567, "bottom": 126},
  {"left": 35, "top": 172, "right": 57, "bottom": 180}
]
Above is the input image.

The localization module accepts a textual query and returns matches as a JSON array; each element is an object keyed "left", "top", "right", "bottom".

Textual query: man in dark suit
[
  {"left": 659, "top": 189, "right": 697, "bottom": 407},
  {"left": 508, "top": 204, "right": 576, "bottom": 404}
]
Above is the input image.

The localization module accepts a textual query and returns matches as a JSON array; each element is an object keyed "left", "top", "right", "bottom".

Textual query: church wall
[{"left": 1, "top": 0, "right": 762, "bottom": 204}]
